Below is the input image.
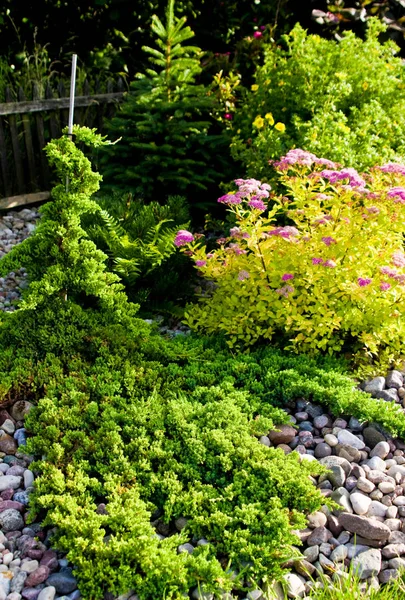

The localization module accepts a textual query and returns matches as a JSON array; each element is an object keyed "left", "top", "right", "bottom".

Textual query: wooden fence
[{"left": 0, "top": 77, "right": 125, "bottom": 206}]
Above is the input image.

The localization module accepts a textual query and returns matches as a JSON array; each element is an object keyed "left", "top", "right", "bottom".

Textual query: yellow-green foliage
[
  {"left": 180, "top": 151, "right": 405, "bottom": 373},
  {"left": 229, "top": 19, "right": 405, "bottom": 179}
]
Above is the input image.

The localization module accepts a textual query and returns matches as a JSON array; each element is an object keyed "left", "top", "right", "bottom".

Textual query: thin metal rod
[
  {"left": 66, "top": 54, "right": 78, "bottom": 199},
  {"left": 67, "top": 54, "right": 77, "bottom": 139}
]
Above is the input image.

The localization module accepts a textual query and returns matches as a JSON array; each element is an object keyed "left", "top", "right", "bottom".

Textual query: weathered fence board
[{"left": 0, "top": 77, "right": 126, "bottom": 200}]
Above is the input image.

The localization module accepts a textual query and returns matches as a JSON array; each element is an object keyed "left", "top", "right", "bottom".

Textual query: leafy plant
[
  {"left": 177, "top": 149, "right": 405, "bottom": 374},
  {"left": 83, "top": 192, "right": 195, "bottom": 306},
  {"left": 230, "top": 19, "right": 405, "bottom": 181},
  {"left": 100, "top": 0, "right": 232, "bottom": 208}
]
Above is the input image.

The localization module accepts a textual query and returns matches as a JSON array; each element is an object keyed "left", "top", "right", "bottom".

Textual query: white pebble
[{"left": 324, "top": 434, "right": 338, "bottom": 447}]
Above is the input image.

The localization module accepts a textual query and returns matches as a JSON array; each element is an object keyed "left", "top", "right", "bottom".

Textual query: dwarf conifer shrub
[
  {"left": 178, "top": 150, "right": 405, "bottom": 374},
  {"left": 230, "top": 19, "right": 405, "bottom": 180},
  {"left": 100, "top": 0, "right": 231, "bottom": 206}
]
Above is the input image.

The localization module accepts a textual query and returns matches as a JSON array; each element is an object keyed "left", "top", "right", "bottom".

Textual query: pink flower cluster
[
  {"left": 319, "top": 167, "right": 366, "bottom": 189},
  {"left": 268, "top": 226, "right": 299, "bottom": 239},
  {"left": 273, "top": 149, "right": 336, "bottom": 170},
  {"left": 358, "top": 278, "right": 372, "bottom": 287},
  {"left": 379, "top": 163, "right": 405, "bottom": 176},
  {"left": 315, "top": 215, "right": 333, "bottom": 225},
  {"left": 387, "top": 187, "right": 405, "bottom": 203},
  {"left": 321, "top": 236, "right": 337, "bottom": 246},
  {"left": 276, "top": 284, "right": 294, "bottom": 297},
  {"left": 228, "top": 243, "right": 247, "bottom": 255},
  {"left": 238, "top": 270, "right": 250, "bottom": 281},
  {"left": 391, "top": 251, "right": 405, "bottom": 268},
  {"left": 174, "top": 230, "right": 194, "bottom": 247},
  {"left": 218, "top": 193, "right": 242, "bottom": 205},
  {"left": 229, "top": 227, "right": 250, "bottom": 240},
  {"left": 281, "top": 273, "right": 294, "bottom": 281},
  {"left": 248, "top": 198, "right": 267, "bottom": 211},
  {"left": 380, "top": 266, "right": 405, "bottom": 284},
  {"left": 218, "top": 178, "right": 270, "bottom": 209},
  {"left": 312, "top": 257, "right": 336, "bottom": 268}
]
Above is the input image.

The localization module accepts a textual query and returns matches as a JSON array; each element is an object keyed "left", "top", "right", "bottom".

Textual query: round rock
[
  {"left": 0, "top": 508, "right": 24, "bottom": 531},
  {"left": 268, "top": 425, "right": 296, "bottom": 445}
]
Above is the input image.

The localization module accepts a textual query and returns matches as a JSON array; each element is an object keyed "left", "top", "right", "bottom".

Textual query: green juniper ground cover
[{"left": 3, "top": 1, "right": 405, "bottom": 599}]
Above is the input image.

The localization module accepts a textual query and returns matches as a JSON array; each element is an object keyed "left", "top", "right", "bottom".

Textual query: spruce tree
[{"left": 100, "top": 0, "right": 230, "bottom": 206}]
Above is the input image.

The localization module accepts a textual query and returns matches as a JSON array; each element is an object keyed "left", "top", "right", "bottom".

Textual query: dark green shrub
[
  {"left": 84, "top": 192, "right": 196, "bottom": 307},
  {"left": 100, "top": 0, "right": 232, "bottom": 208}
]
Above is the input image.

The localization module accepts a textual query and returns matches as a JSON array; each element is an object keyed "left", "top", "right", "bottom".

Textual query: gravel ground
[{"left": 2, "top": 208, "right": 405, "bottom": 599}]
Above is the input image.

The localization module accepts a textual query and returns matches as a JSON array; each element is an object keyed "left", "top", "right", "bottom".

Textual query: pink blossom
[
  {"left": 320, "top": 167, "right": 366, "bottom": 188},
  {"left": 195, "top": 260, "right": 207, "bottom": 267},
  {"left": 224, "top": 113, "right": 233, "bottom": 121},
  {"left": 248, "top": 198, "right": 267, "bottom": 211},
  {"left": 230, "top": 227, "right": 242, "bottom": 239},
  {"left": 217, "top": 237, "right": 227, "bottom": 245},
  {"left": 218, "top": 193, "right": 242, "bottom": 205},
  {"left": 206, "top": 253, "right": 214, "bottom": 259},
  {"left": 312, "top": 257, "right": 323, "bottom": 265},
  {"left": 174, "top": 230, "right": 194, "bottom": 246},
  {"left": 282, "top": 273, "right": 294, "bottom": 281},
  {"left": 268, "top": 226, "right": 299, "bottom": 239},
  {"left": 321, "top": 236, "right": 337, "bottom": 246},
  {"left": 387, "top": 187, "right": 405, "bottom": 203},
  {"left": 380, "top": 282, "right": 391, "bottom": 291},
  {"left": 238, "top": 270, "right": 250, "bottom": 281},
  {"left": 323, "top": 260, "right": 336, "bottom": 268},
  {"left": 391, "top": 251, "right": 405, "bottom": 268},
  {"left": 358, "top": 277, "right": 372, "bottom": 287},
  {"left": 253, "top": 31, "right": 263, "bottom": 38},
  {"left": 379, "top": 163, "right": 405, "bottom": 175},
  {"left": 276, "top": 284, "right": 294, "bottom": 297},
  {"left": 229, "top": 243, "right": 247, "bottom": 255},
  {"left": 273, "top": 148, "right": 337, "bottom": 170},
  {"left": 366, "top": 206, "right": 380, "bottom": 214}
]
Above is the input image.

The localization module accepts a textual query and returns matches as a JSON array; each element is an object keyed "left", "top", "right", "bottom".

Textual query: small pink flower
[
  {"left": 276, "top": 284, "right": 294, "bottom": 297},
  {"left": 248, "top": 198, "right": 267, "bottom": 211},
  {"left": 224, "top": 113, "right": 233, "bottom": 121},
  {"left": 380, "top": 282, "right": 391, "bottom": 291},
  {"left": 230, "top": 227, "right": 242, "bottom": 239},
  {"left": 174, "top": 230, "right": 194, "bottom": 246},
  {"left": 391, "top": 251, "right": 405, "bottom": 268},
  {"left": 195, "top": 260, "right": 207, "bottom": 267},
  {"left": 358, "top": 277, "right": 372, "bottom": 287},
  {"left": 321, "top": 236, "right": 337, "bottom": 246},
  {"left": 238, "top": 270, "right": 250, "bottom": 281},
  {"left": 253, "top": 31, "right": 263, "bottom": 38},
  {"left": 323, "top": 260, "right": 336, "bottom": 268},
  {"left": 217, "top": 237, "right": 227, "bottom": 245},
  {"left": 206, "top": 253, "right": 214, "bottom": 259},
  {"left": 218, "top": 193, "right": 242, "bottom": 205},
  {"left": 312, "top": 257, "right": 323, "bottom": 265},
  {"left": 282, "top": 273, "right": 294, "bottom": 281}
]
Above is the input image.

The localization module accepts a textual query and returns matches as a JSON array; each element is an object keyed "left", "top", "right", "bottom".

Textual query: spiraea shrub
[
  {"left": 178, "top": 150, "right": 405, "bottom": 374},
  {"left": 229, "top": 19, "right": 405, "bottom": 181}
]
